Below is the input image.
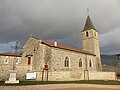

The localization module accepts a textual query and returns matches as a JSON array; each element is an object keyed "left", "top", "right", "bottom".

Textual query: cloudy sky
[{"left": 0, "top": 0, "right": 120, "bottom": 55}]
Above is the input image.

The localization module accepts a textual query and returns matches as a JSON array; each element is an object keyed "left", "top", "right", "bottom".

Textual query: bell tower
[{"left": 82, "top": 15, "right": 102, "bottom": 70}]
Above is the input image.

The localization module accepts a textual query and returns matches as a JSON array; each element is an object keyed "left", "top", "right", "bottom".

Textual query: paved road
[
  {"left": 53, "top": 87, "right": 119, "bottom": 90},
  {"left": 0, "top": 84, "right": 120, "bottom": 90}
]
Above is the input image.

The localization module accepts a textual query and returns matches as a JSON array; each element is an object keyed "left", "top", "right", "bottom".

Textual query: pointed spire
[
  {"left": 82, "top": 8, "right": 96, "bottom": 31},
  {"left": 83, "top": 15, "right": 96, "bottom": 31}
]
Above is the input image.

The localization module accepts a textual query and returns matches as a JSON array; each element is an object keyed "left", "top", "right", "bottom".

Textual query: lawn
[{"left": 0, "top": 80, "right": 120, "bottom": 86}]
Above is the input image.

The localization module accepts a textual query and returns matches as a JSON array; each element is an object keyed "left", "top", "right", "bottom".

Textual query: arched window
[
  {"left": 89, "top": 60, "right": 92, "bottom": 67},
  {"left": 79, "top": 58, "right": 82, "bottom": 67},
  {"left": 86, "top": 31, "right": 89, "bottom": 37},
  {"left": 64, "top": 56, "right": 69, "bottom": 67}
]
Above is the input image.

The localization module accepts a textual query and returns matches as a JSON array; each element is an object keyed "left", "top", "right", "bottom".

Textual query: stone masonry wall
[
  {"left": 33, "top": 71, "right": 116, "bottom": 81},
  {"left": 89, "top": 71, "right": 116, "bottom": 80},
  {"left": 50, "top": 47, "right": 96, "bottom": 72},
  {"left": 0, "top": 56, "right": 21, "bottom": 80}
]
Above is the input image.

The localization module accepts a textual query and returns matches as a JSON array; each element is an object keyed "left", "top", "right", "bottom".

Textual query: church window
[
  {"left": 86, "top": 31, "right": 89, "bottom": 37},
  {"left": 89, "top": 59, "right": 92, "bottom": 67},
  {"left": 28, "top": 57, "right": 31, "bottom": 65},
  {"left": 79, "top": 58, "right": 82, "bottom": 67},
  {"left": 64, "top": 56, "right": 69, "bottom": 67},
  {"left": 4, "top": 56, "right": 9, "bottom": 64}
]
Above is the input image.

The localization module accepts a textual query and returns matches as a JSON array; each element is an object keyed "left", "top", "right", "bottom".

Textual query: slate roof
[
  {"left": 41, "top": 40, "right": 95, "bottom": 56},
  {"left": 0, "top": 52, "right": 21, "bottom": 57},
  {"left": 83, "top": 15, "right": 97, "bottom": 31}
]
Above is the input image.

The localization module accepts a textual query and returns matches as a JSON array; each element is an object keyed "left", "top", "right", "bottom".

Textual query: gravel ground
[
  {"left": 53, "top": 87, "right": 119, "bottom": 90},
  {"left": 0, "top": 84, "right": 120, "bottom": 90}
]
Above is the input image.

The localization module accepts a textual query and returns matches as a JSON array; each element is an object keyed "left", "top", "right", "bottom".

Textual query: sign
[
  {"left": 26, "top": 72, "right": 36, "bottom": 79},
  {"left": 44, "top": 64, "right": 48, "bottom": 70}
]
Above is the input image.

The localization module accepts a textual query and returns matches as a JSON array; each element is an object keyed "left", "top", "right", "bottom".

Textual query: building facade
[{"left": 0, "top": 16, "right": 116, "bottom": 81}]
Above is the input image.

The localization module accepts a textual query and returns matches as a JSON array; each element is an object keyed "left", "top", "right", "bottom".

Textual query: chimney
[{"left": 54, "top": 40, "right": 57, "bottom": 46}]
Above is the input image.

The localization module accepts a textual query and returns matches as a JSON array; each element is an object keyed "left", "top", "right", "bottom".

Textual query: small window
[
  {"left": 4, "top": 56, "right": 9, "bottom": 64},
  {"left": 28, "top": 57, "right": 31, "bottom": 65},
  {"left": 79, "top": 58, "right": 82, "bottom": 67},
  {"left": 64, "top": 57, "right": 69, "bottom": 67},
  {"left": 86, "top": 31, "right": 89, "bottom": 37},
  {"left": 16, "top": 57, "right": 19, "bottom": 64},
  {"left": 89, "top": 60, "right": 92, "bottom": 67}
]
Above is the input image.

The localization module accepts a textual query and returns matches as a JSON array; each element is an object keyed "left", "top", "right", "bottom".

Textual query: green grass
[{"left": 0, "top": 80, "right": 120, "bottom": 86}]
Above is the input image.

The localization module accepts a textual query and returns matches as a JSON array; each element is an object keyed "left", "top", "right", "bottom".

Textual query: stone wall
[
  {"left": 0, "top": 65, "right": 13, "bottom": 80},
  {"left": 21, "top": 36, "right": 49, "bottom": 72},
  {"left": 36, "top": 71, "right": 116, "bottom": 81},
  {"left": 16, "top": 65, "right": 32, "bottom": 80},
  {"left": 89, "top": 71, "right": 116, "bottom": 80},
  {"left": 0, "top": 56, "right": 22, "bottom": 80},
  {"left": 50, "top": 47, "right": 96, "bottom": 72},
  {"left": 0, "top": 64, "right": 31, "bottom": 80},
  {"left": 22, "top": 36, "right": 39, "bottom": 65},
  {"left": 47, "top": 71, "right": 116, "bottom": 81},
  {"left": 35, "top": 71, "right": 84, "bottom": 81},
  {"left": 82, "top": 29, "right": 102, "bottom": 70},
  {"left": 32, "top": 43, "right": 45, "bottom": 71},
  {"left": 0, "top": 56, "right": 21, "bottom": 65}
]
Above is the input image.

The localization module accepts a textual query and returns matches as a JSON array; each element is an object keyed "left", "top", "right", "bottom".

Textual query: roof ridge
[
  {"left": 41, "top": 40, "right": 95, "bottom": 56},
  {"left": 0, "top": 52, "right": 21, "bottom": 57},
  {"left": 30, "top": 35, "right": 40, "bottom": 40}
]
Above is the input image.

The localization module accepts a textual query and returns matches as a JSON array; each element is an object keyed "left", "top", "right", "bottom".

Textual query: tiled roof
[
  {"left": 0, "top": 52, "right": 21, "bottom": 57},
  {"left": 41, "top": 40, "right": 95, "bottom": 56}
]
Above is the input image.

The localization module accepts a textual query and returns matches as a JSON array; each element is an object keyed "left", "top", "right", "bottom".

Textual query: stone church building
[{"left": 0, "top": 16, "right": 116, "bottom": 81}]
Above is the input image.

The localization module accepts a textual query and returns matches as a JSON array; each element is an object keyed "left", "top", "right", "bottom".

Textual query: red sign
[{"left": 44, "top": 64, "right": 48, "bottom": 70}]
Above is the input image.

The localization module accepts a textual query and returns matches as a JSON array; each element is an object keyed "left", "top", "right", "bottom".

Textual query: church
[{"left": 0, "top": 15, "right": 116, "bottom": 81}]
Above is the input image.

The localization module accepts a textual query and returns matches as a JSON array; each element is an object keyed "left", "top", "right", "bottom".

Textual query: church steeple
[
  {"left": 82, "top": 14, "right": 102, "bottom": 70},
  {"left": 83, "top": 15, "right": 96, "bottom": 31}
]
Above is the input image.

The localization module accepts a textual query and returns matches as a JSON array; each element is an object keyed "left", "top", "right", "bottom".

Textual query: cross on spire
[
  {"left": 82, "top": 8, "right": 98, "bottom": 31},
  {"left": 87, "top": 8, "right": 89, "bottom": 15}
]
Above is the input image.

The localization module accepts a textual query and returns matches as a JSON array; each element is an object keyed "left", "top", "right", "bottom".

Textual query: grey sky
[{"left": 0, "top": 0, "right": 120, "bottom": 55}]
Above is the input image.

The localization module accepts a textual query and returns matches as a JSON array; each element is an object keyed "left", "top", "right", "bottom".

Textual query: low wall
[
  {"left": 35, "top": 71, "right": 84, "bottom": 81},
  {"left": 89, "top": 71, "right": 116, "bottom": 80},
  {"left": 0, "top": 68, "right": 117, "bottom": 81},
  {"left": 48, "top": 71, "right": 71, "bottom": 81},
  {"left": 46, "top": 71, "right": 116, "bottom": 81}
]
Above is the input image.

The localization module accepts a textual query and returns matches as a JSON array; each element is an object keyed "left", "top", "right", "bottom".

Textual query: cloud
[
  {"left": 100, "top": 27, "right": 120, "bottom": 54},
  {"left": 0, "top": 0, "right": 120, "bottom": 54},
  {"left": 0, "top": 41, "right": 16, "bottom": 52}
]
